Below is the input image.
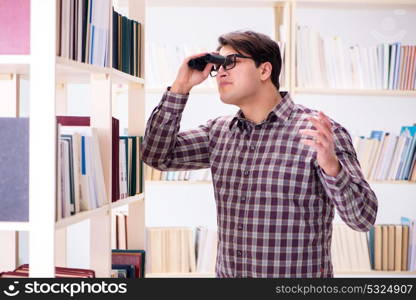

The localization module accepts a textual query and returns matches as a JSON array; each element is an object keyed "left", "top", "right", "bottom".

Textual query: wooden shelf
[
  {"left": 146, "top": 272, "right": 215, "bottom": 278},
  {"left": 368, "top": 180, "right": 416, "bottom": 184},
  {"left": 295, "top": 0, "right": 416, "bottom": 5},
  {"left": 54, "top": 194, "right": 145, "bottom": 229},
  {"left": 146, "top": 87, "right": 217, "bottom": 94},
  {"left": 0, "top": 55, "right": 30, "bottom": 75},
  {"left": 146, "top": 86, "right": 290, "bottom": 94},
  {"left": 294, "top": 87, "right": 416, "bottom": 97},
  {"left": 56, "top": 57, "right": 145, "bottom": 84},
  {"left": 146, "top": 180, "right": 213, "bottom": 185},
  {"left": 110, "top": 194, "right": 145, "bottom": 209},
  {"left": 55, "top": 205, "right": 109, "bottom": 229},
  {"left": 335, "top": 270, "right": 416, "bottom": 277},
  {"left": 0, "top": 222, "right": 30, "bottom": 231}
]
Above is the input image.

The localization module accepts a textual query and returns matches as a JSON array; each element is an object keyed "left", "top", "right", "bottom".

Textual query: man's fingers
[{"left": 308, "top": 117, "right": 332, "bottom": 141}]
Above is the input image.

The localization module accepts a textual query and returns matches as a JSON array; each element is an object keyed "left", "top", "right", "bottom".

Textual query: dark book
[
  {"left": 112, "top": 118, "right": 120, "bottom": 202},
  {"left": 121, "top": 15, "right": 128, "bottom": 74},
  {"left": 112, "top": 264, "right": 136, "bottom": 278},
  {"left": 82, "top": 0, "right": 88, "bottom": 63},
  {"left": 112, "top": 8, "right": 119, "bottom": 69}
]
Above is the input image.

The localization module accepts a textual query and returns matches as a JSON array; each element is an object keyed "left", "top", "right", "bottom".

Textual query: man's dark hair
[{"left": 216, "top": 30, "right": 282, "bottom": 91}]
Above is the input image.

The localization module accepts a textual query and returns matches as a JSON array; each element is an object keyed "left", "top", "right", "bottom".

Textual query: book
[
  {"left": 374, "top": 225, "right": 382, "bottom": 270},
  {"left": 0, "top": 264, "right": 95, "bottom": 278},
  {"left": 112, "top": 250, "right": 146, "bottom": 278},
  {"left": 111, "top": 264, "right": 135, "bottom": 278},
  {"left": 0, "top": 118, "right": 29, "bottom": 222}
]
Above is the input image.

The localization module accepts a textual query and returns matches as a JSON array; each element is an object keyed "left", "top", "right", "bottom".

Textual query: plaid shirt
[{"left": 142, "top": 88, "right": 378, "bottom": 278}]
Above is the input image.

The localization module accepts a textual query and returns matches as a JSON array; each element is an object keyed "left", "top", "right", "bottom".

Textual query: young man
[{"left": 142, "top": 30, "right": 378, "bottom": 278}]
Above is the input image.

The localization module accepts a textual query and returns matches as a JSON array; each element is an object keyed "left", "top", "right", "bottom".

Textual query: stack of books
[
  {"left": 370, "top": 223, "right": 411, "bottom": 271},
  {"left": 111, "top": 250, "right": 146, "bottom": 278},
  {"left": 296, "top": 24, "right": 416, "bottom": 90},
  {"left": 353, "top": 125, "right": 416, "bottom": 181}
]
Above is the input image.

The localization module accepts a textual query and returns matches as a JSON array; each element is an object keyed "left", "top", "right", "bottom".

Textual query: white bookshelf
[{"left": 0, "top": 0, "right": 146, "bottom": 277}]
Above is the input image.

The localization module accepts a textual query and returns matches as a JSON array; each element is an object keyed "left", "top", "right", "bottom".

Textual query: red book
[
  {"left": 1, "top": 264, "right": 95, "bottom": 278},
  {"left": 112, "top": 250, "right": 145, "bottom": 278},
  {"left": 0, "top": 0, "right": 30, "bottom": 54}
]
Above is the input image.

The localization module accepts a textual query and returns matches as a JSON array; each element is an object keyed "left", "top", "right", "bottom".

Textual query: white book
[
  {"left": 387, "top": 135, "right": 407, "bottom": 180},
  {"left": 117, "top": 213, "right": 127, "bottom": 250},
  {"left": 334, "top": 36, "right": 348, "bottom": 88},
  {"left": 360, "top": 47, "right": 370, "bottom": 89},
  {"left": 370, "top": 133, "right": 389, "bottom": 180},
  {"left": 378, "top": 134, "right": 398, "bottom": 180},
  {"left": 85, "top": 136, "right": 98, "bottom": 209},
  {"left": 91, "top": 128, "right": 107, "bottom": 206},
  {"left": 383, "top": 43, "right": 390, "bottom": 89},
  {"left": 196, "top": 227, "right": 217, "bottom": 273},
  {"left": 357, "top": 229, "right": 372, "bottom": 271},
  {"left": 61, "top": 139, "right": 72, "bottom": 218},
  {"left": 56, "top": 129, "right": 63, "bottom": 221},
  {"left": 147, "top": 228, "right": 163, "bottom": 273},
  {"left": 369, "top": 46, "right": 378, "bottom": 89},
  {"left": 323, "top": 37, "right": 335, "bottom": 88},
  {"left": 60, "top": 126, "right": 93, "bottom": 211},
  {"left": 296, "top": 25, "right": 305, "bottom": 87}
]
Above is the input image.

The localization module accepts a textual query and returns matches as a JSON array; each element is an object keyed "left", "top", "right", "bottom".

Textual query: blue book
[
  {"left": 401, "top": 217, "right": 414, "bottom": 270},
  {"left": 395, "top": 135, "right": 411, "bottom": 179},
  {"left": 399, "top": 126, "right": 416, "bottom": 179},
  {"left": 393, "top": 42, "right": 402, "bottom": 90},
  {"left": 370, "top": 130, "right": 384, "bottom": 141},
  {"left": 0, "top": 118, "right": 29, "bottom": 222},
  {"left": 112, "top": 264, "right": 136, "bottom": 278},
  {"left": 368, "top": 226, "right": 375, "bottom": 269}
]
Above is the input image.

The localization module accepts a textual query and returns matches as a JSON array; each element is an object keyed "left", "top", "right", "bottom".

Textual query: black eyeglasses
[{"left": 210, "top": 54, "right": 254, "bottom": 77}]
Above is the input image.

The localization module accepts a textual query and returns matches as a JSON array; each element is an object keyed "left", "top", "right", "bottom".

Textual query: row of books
[
  {"left": 370, "top": 223, "right": 413, "bottom": 271},
  {"left": 58, "top": 0, "right": 111, "bottom": 67},
  {"left": 296, "top": 24, "right": 416, "bottom": 90},
  {"left": 145, "top": 165, "right": 212, "bottom": 182},
  {"left": 111, "top": 249, "right": 146, "bottom": 278},
  {"left": 56, "top": 116, "right": 144, "bottom": 221},
  {"left": 112, "top": 8, "right": 142, "bottom": 77},
  {"left": 332, "top": 219, "right": 416, "bottom": 272},
  {"left": 353, "top": 125, "right": 416, "bottom": 181},
  {"left": 0, "top": 250, "right": 146, "bottom": 278},
  {"left": 58, "top": 125, "right": 107, "bottom": 218},
  {"left": 57, "top": 0, "right": 142, "bottom": 74},
  {"left": 147, "top": 226, "right": 217, "bottom": 274}
]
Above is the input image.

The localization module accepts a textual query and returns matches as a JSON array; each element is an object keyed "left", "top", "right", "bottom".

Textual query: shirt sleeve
[
  {"left": 141, "top": 87, "right": 213, "bottom": 171},
  {"left": 316, "top": 125, "right": 378, "bottom": 232}
]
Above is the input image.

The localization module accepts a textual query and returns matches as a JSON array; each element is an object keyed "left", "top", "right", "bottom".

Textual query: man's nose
[{"left": 217, "top": 65, "right": 228, "bottom": 77}]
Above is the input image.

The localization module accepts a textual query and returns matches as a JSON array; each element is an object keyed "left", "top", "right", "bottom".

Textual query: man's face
[{"left": 216, "top": 45, "right": 261, "bottom": 106}]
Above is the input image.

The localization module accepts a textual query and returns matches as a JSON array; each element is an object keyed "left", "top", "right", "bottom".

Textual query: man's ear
[{"left": 260, "top": 62, "right": 272, "bottom": 81}]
